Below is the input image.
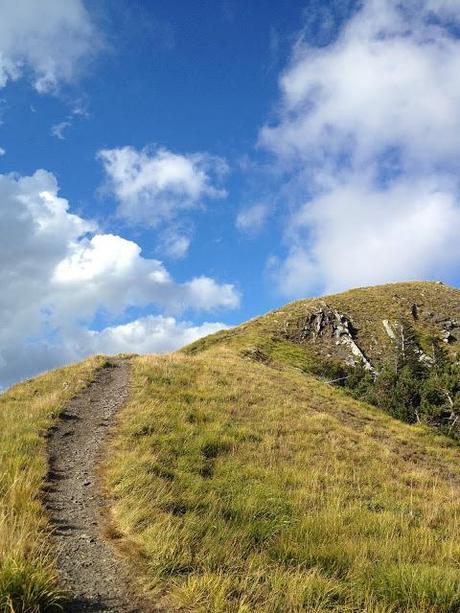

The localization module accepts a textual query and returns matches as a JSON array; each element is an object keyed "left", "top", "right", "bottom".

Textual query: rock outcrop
[
  {"left": 286, "top": 305, "right": 375, "bottom": 372},
  {"left": 382, "top": 319, "right": 396, "bottom": 340},
  {"left": 382, "top": 319, "right": 434, "bottom": 364},
  {"left": 439, "top": 318, "right": 459, "bottom": 344}
]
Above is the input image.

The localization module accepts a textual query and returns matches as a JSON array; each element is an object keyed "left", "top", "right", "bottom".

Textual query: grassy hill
[
  {"left": 2, "top": 282, "right": 460, "bottom": 612},
  {"left": 104, "top": 282, "right": 460, "bottom": 612},
  {"left": 184, "top": 281, "right": 460, "bottom": 436},
  {"left": 184, "top": 281, "right": 459, "bottom": 372},
  {"left": 106, "top": 350, "right": 460, "bottom": 612}
]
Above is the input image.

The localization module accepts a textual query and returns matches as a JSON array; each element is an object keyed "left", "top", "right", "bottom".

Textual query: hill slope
[
  {"left": 104, "top": 282, "right": 460, "bottom": 612},
  {"left": 184, "top": 282, "right": 460, "bottom": 436},
  {"left": 107, "top": 350, "right": 460, "bottom": 612},
  {"left": 185, "top": 281, "right": 459, "bottom": 371},
  {"left": 2, "top": 282, "right": 460, "bottom": 612}
]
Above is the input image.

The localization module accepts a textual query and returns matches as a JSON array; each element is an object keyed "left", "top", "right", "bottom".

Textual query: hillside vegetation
[
  {"left": 185, "top": 282, "right": 460, "bottom": 438},
  {"left": 105, "top": 282, "right": 460, "bottom": 612},
  {"left": 185, "top": 282, "right": 459, "bottom": 367},
  {"left": 0, "top": 357, "right": 104, "bottom": 612},
  {"left": 2, "top": 282, "right": 459, "bottom": 612}
]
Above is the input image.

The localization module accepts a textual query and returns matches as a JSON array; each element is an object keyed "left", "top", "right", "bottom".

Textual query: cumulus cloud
[
  {"left": 51, "top": 232, "right": 238, "bottom": 319},
  {"left": 272, "top": 175, "right": 460, "bottom": 296},
  {"left": 0, "top": 169, "right": 238, "bottom": 387},
  {"left": 236, "top": 203, "right": 270, "bottom": 235},
  {"left": 0, "top": 0, "right": 100, "bottom": 92},
  {"left": 81, "top": 316, "right": 227, "bottom": 356},
  {"left": 98, "top": 145, "right": 228, "bottom": 226},
  {"left": 261, "top": 0, "right": 460, "bottom": 296},
  {"left": 261, "top": 0, "right": 460, "bottom": 169}
]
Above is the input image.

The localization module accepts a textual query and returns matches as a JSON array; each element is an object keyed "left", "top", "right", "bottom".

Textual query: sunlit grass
[
  {"left": 2, "top": 282, "right": 459, "bottom": 611},
  {"left": 0, "top": 357, "right": 104, "bottom": 612},
  {"left": 106, "top": 349, "right": 460, "bottom": 611}
]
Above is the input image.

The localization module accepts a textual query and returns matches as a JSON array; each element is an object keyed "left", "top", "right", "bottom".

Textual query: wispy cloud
[
  {"left": 71, "top": 100, "right": 90, "bottom": 118},
  {"left": 51, "top": 120, "right": 72, "bottom": 140},
  {"left": 158, "top": 227, "right": 192, "bottom": 259},
  {"left": 51, "top": 101, "right": 90, "bottom": 141},
  {"left": 236, "top": 203, "right": 270, "bottom": 235}
]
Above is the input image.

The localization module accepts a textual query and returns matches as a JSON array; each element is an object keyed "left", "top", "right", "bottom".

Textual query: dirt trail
[{"left": 45, "top": 358, "right": 144, "bottom": 612}]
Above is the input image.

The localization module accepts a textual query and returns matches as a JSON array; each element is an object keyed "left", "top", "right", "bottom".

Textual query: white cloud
[
  {"left": 0, "top": 147, "right": 5, "bottom": 156},
  {"left": 98, "top": 145, "right": 228, "bottom": 225},
  {"left": 51, "top": 232, "right": 238, "bottom": 320},
  {"left": 427, "top": 0, "right": 460, "bottom": 21},
  {"left": 0, "top": 0, "right": 100, "bottom": 92},
  {"left": 51, "top": 120, "right": 71, "bottom": 140},
  {"left": 72, "top": 99, "right": 89, "bottom": 118},
  {"left": 272, "top": 175, "right": 460, "bottom": 296},
  {"left": 0, "top": 169, "right": 239, "bottom": 387},
  {"left": 261, "top": 0, "right": 460, "bottom": 169},
  {"left": 236, "top": 203, "right": 270, "bottom": 235},
  {"left": 82, "top": 316, "right": 227, "bottom": 355},
  {"left": 261, "top": 0, "right": 460, "bottom": 296},
  {"left": 158, "top": 228, "right": 191, "bottom": 259}
]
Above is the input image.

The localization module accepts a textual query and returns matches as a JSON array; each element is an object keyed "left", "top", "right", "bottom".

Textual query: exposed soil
[{"left": 45, "top": 358, "right": 146, "bottom": 612}]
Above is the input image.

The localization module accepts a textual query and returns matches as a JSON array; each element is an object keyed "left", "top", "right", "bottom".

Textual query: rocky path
[{"left": 45, "top": 358, "right": 144, "bottom": 612}]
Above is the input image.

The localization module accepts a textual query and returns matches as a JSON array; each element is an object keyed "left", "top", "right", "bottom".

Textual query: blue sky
[{"left": 1, "top": 0, "right": 459, "bottom": 386}]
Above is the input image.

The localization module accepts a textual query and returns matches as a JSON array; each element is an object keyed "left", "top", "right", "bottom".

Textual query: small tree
[{"left": 327, "top": 322, "right": 459, "bottom": 439}]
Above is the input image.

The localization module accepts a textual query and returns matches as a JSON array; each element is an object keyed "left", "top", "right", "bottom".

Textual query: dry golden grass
[
  {"left": 0, "top": 357, "right": 104, "bottom": 612},
  {"left": 2, "top": 282, "right": 459, "bottom": 611},
  {"left": 105, "top": 348, "right": 460, "bottom": 612}
]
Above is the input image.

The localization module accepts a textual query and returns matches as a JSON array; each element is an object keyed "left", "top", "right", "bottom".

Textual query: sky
[{"left": 1, "top": 0, "right": 460, "bottom": 387}]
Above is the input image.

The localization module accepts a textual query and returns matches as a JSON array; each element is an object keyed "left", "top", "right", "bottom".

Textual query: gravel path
[{"left": 45, "top": 358, "right": 145, "bottom": 612}]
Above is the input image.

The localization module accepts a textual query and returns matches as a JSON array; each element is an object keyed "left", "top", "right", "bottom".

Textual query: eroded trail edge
[{"left": 45, "top": 358, "right": 141, "bottom": 612}]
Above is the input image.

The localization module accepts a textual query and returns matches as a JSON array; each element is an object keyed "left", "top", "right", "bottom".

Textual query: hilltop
[
  {"left": 2, "top": 281, "right": 460, "bottom": 612},
  {"left": 185, "top": 281, "right": 459, "bottom": 371},
  {"left": 185, "top": 281, "right": 460, "bottom": 436}
]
